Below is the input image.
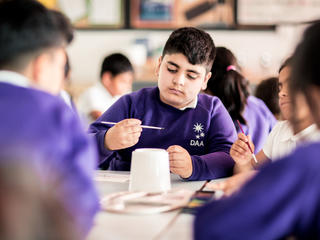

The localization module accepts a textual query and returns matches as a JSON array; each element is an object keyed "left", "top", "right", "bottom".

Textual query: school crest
[{"left": 190, "top": 122, "right": 205, "bottom": 147}]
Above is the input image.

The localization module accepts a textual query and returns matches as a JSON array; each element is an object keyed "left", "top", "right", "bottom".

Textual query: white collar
[
  {"left": 178, "top": 95, "right": 198, "bottom": 111},
  {"left": 0, "top": 70, "right": 30, "bottom": 88},
  {"left": 280, "top": 121, "right": 320, "bottom": 142},
  {"left": 291, "top": 124, "right": 320, "bottom": 142},
  {"left": 97, "top": 81, "right": 113, "bottom": 98}
]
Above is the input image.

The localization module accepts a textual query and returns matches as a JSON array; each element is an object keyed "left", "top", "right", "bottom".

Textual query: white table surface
[{"left": 87, "top": 171, "right": 206, "bottom": 240}]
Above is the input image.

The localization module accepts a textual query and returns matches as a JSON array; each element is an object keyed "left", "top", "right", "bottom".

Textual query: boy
[
  {"left": 77, "top": 53, "right": 134, "bottom": 122},
  {"left": 0, "top": 1, "right": 98, "bottom": 238},
  {"left": 90, "top": 27, "right": 237, "bottom": 180}
]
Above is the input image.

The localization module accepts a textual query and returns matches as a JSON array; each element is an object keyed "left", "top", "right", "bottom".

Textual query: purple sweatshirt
[
  {"left": 0, "top": 82, "right": 99, "bottom": 238},
  {"left": 89, "top": 87, "right": 237, "bottom": 180},
  {"left": 194, "top": 142, "right": 320, "bottom": 239},
  {"left": 237, "top": 96, "right": 277, "bottom": 153}
]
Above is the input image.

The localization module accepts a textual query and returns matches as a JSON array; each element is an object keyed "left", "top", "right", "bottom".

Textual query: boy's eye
[
  {"left": 187, "top": 74, "right": 197, "bottom": 80},
  {"left": 167, "top": 67, "right": 177, "bottom": 73}
]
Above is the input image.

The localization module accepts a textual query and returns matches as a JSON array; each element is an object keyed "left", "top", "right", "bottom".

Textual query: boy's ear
[
  {"left": 201, "top": 71, "right": 212, "bottom": 90},
  {"left": 155, "top": 56, "right": 162, "bottom": 77},
  {"left": 32, "top": 53, "right": 51, "bottom": 85},
  {"left": 101, "top": 72, "right": 112, "bottom": 87}
]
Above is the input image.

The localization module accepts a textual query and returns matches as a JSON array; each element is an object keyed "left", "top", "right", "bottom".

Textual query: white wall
[{"left": 67, "top": 25, "right": 306, "bottom": 85}]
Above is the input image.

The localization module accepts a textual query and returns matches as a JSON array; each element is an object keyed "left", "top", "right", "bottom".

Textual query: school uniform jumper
[
  {"left": 194, "top": 142, "right": 320, "bottom": 240},
  {"left": 89, "top": 87, "right": 237, "bottom": 180},
  {"left": 237, "top": 96, "right": 277, "bottom": 153},
  {"left": 0, "top": 71, "right": 99, "bottom": 238}
]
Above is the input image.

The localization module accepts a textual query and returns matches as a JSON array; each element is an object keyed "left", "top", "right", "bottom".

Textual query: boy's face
[
  {"left": 156, "top": 53, "right": 211, "bottom": 109},
  {"left": 278, "top": 66, "right": 291, "bottom": 120},
  {"left": 35, "top": 47, "right": 66, "bottom": 95},
  {"left": 102, "top": 71, "right": 133, "bottom": 97}
]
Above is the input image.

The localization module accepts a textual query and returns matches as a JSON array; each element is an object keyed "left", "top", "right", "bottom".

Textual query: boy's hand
[
  {"left": 206, "top": 171, "right": 256, "bottom": 197},
  {"left": 230, "top": 133, "right": 255, "bottom": 167},
  {"left": 167, "top": 145, "right": 193, "bottom": 179},
  {"left": 104, "top": 119, "right": 142, "bottom": 150}
]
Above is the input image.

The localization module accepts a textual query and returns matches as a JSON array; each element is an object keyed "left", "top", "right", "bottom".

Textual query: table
[{"left": 87, "top": 171, "right": 206, "bottom": 240}]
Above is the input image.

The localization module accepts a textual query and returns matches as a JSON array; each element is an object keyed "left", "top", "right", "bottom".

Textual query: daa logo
[{"left": 190, "top": 123, "right": 205, "bottom": 147}]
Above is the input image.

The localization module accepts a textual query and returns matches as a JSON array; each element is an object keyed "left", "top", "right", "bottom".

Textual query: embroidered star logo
[{"left": 193, "top": 123, "right": 203, "bottom": 133}]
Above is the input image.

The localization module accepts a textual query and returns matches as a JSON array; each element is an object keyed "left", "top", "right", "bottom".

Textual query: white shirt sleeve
[{"left": 262, "top": 121, "right": 284, "bottom": 160}]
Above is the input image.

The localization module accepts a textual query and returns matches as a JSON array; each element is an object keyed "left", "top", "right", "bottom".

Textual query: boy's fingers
[
  {"left": 127, "top": 125, "right": 142, "bottom": 133},
  {"left": 120, "top": 118, "right": 142, "bottom": 126},
  {"left": 167, "top": 145, "right": 182, "bottom": 153},
  {"left": 207, "top": 182, "right": 226, "bottom": 191}
]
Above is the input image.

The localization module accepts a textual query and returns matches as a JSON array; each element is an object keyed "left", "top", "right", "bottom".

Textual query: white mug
[{"left": 129, "top": 148, "right": 171, "bottom": 193}]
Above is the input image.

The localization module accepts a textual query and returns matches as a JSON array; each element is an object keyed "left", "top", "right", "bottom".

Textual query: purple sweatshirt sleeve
[
  {"left": 188, "top": 152, "right": 233, "bottom": 180},
  {"left": 194, "top": 143, "right": 320, "bottom": 239},
  {"left": 89, "top": 95, "right": 131, "bottom": 169}
]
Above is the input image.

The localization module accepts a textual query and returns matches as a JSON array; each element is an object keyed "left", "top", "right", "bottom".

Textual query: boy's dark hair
[
  {"left": 206, "top": 47, "right": 249, "bottom": 125},
  {"left": 162, "top": 27, "right": 216, "bottom": 72},
  {"left": 255, "top": 77, "right": 280, "bottom": 117},
  {"left": 0, "top": 0, "right": 73, "bottom": 71},
  {"left": 100, "top": 53, "right": 133, "bottom": 79}
]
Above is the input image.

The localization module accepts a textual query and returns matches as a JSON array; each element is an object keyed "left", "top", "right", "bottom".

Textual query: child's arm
[
  {"left": 104, "top": 119, "right": 142, "bottom": 150},
  {"left": 206, "top": 171, "right": 257, "bottom": 196},
  {"left": 231, "top": 133, "right": 271, "bottom": 173},
  {"left": 89, "top": 95, "right": 135, "bottom": 168}
]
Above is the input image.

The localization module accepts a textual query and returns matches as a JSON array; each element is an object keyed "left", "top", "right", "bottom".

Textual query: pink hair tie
[{"left": 226, "top": 65, "right": 236, "bottom": 71}]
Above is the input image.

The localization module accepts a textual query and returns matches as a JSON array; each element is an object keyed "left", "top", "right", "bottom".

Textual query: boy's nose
[{"left": 173, "top": 73, "right": 185, "bottom": 86}]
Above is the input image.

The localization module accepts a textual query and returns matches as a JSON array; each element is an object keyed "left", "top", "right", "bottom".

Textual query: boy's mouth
[{"left": 168, "top": 88, "right": 183, "bottom": 95}]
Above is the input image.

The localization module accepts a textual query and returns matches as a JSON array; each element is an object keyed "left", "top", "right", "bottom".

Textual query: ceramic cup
[{"left": 129, "top": 148, "right": 171, "bottom": 192}]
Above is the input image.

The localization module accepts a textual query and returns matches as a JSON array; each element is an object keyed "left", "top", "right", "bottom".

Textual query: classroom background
[{"left": 38, "top": 0, "right": 320, "bottom": 100}]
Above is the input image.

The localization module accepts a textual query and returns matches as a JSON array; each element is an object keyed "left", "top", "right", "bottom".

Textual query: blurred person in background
[
  {"left": 0, "top": 159, "right": 79, "bottom": 240},
  {"left": 0, "top": 1, "right": 99, "bottom": 238},
  {"left": 77, "top": 53, "right": 134, "bottom": 123},
  {"left": 255, "top": 76, "right": 281, "bottom": 120},
  {"left": 204, "top": 46, "right": 276, "bottom": 154},
  {"left": 59, "top": 51, "right": 77, "bottom": 112},
  {"left": 207, "top": 56, "right": 320, "bottom": 196},
  {"left": 195, "top": 21, "right": 320, "bottom": 239}
]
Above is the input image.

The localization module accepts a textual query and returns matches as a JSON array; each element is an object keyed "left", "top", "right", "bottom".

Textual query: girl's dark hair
[
  {"left": 100, "top": 53, "right": 133, "bottom": 78},
  {"left": 255, "top": 77, "right": 280, "bottom": 116},
  {"left": 291, "top": 22, "right": 320, "bottom": 95},
  {"left": 206, "top": 47, "right": 249, "bottom": 125},
  {"left": 279, "top": 56, "right": 293, "bottom": 73},
  {"left": 290, "top": 21, "right": 320, "bottom": 129}
]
